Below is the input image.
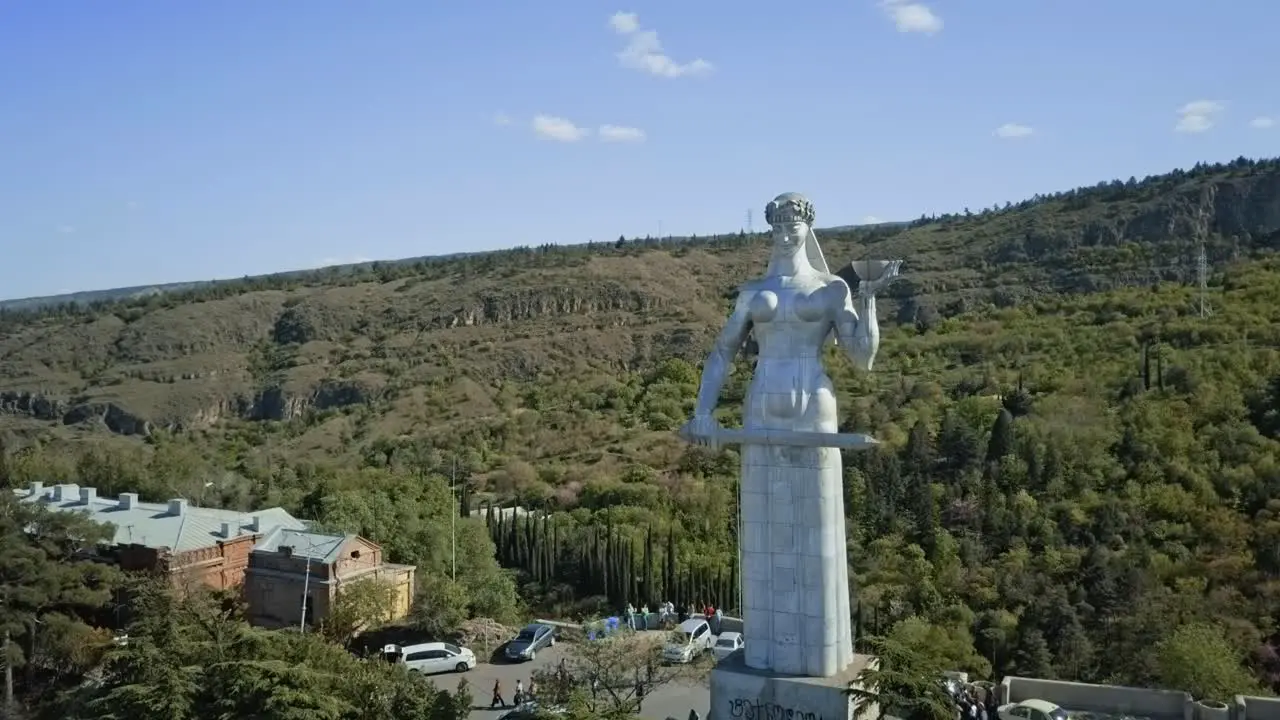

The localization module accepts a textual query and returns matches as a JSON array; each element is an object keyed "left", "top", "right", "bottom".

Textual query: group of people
[
  {"left": 946, "top": 679, "right": 1000, "bottom": 720},
  {"left": 489, "top": 676, "right": 538, "bottom": 709},
  {"left": 625, "top": 600, "right": 725, "bottom": 632}
]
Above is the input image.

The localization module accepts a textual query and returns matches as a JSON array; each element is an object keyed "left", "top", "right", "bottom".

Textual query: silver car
[{"left": 505, "top": 623, "right": 556, "bottom": 662}]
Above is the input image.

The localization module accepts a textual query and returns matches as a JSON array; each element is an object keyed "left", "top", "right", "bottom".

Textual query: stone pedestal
[{"left": 709, "top": 651, "right": 880, "bottom": 720}]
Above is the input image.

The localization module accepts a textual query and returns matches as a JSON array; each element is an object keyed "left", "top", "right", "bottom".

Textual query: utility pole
[
  {"left": 299, "top": 550, "right": 312, "bottom": 632},
  {"left": 451, "top": 457, "right": 458, "bottom": 582}
]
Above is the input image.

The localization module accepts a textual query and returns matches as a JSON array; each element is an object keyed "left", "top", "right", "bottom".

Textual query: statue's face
[{"left": 771, "top": 221, "right": 808, "bottom": 252}]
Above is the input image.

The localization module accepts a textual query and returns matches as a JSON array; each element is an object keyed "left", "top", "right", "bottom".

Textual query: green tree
[
  {"left": 320, "top": 578, "right": 397, "bottom": 647},
  {"left": 0, "top": 492, "right": 119, "bottom": 713},
  {"left": 1156, "top": 623, "right": 1263, "bottom": 702},
  {"left": 850, "top": 634, "right": 955, "bottom": 720},
  {"left": 410, "top": 575, "right": 470, "bottom": 639},
  {"left": 58, "top": 581, "right": 471, "bottom": 720},
  {"left": 985, "top": 409, "right": 1015, "bottom": 466}
]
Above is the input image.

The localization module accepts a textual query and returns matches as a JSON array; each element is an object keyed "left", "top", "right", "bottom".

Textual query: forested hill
[
  {"left": 2, "top": 156, "right": 1280, "bottom": 699},
  {"left": 1, "top": 156, "right": 1278, "bottom": 444}
]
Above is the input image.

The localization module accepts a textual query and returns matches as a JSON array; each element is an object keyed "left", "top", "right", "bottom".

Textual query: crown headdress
[{"left": 764, "top": 192, "right": 815, "bottom": 226}]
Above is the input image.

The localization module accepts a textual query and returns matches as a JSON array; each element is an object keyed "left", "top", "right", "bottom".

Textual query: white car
[
  {"left": 999, "top": 700, "right": 1070, "bottom": 720},
  {"left": 389, "top": 642, "right": 477, "bottom": 675},
  {"left": 663, "top": 618, "right": 713, "bottom": 664},
  {"left": 712, "top": 631, "right": 743, "bottom": 662}
]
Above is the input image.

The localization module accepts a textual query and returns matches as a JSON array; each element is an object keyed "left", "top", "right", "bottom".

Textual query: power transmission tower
[
  {"left": 1197, "top": 240, "right": 1212, "bottom": 318},
  {"left": 1194, "top": 188, "right": 1215, "bottom": 318},
  {"left": 746, "top": 209, "right": 753, "bottom": 234}
]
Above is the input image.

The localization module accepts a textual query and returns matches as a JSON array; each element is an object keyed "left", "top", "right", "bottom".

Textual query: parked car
[
  {"left": 389, "top": 642, "right": 477, "bottom": 675},
  {"left": 662, "top": 618, "right": 713, "bottom": 664},
  {"left": 712, "top": 631, "right": 744, "bottom": 662},
  {"left": 999, "top": 699, "right": 1070, "bottom": 720},
  {"left": 505, "top": 623, "right": 556, "bottom": 662}
]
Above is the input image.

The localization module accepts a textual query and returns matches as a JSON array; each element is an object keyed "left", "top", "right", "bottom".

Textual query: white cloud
[
  {"left": 56, "top": 225, "right": 74, "bottom": 234},
  {"left": 994, "top": 123, "right": 1034, "bottom": 139},
  {"left": 861, "top": 216, "right": 883, "bottom": 225},
  {"left": 880, "top": 0, "right": 943, "bottom": 34},
  {"left": 1174, "top": 100, "right": 1223, "bottom": 133},
  {"left": 609, "top": 12, "right": 712, "bottom": 78},
  {"left": 609, "top": 11, "right": 639, "bottom": 34},
  {"left": 532, "top": 114, "right": 590, "bottom": 142},
  {"left": 493, "top": 112, "right": 512, "bottom": 126},
  {"left": 1250, "top": 116, "right": 1275, "bottom": 129},
  {"left": 598, "top": 125, "right": 646, "bottom": 143}
]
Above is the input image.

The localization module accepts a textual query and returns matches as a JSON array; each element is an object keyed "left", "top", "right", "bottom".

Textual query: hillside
[
  {"left": 3, "top": 156, "right": 1280, "bottom": 695},
  {"left": 2, "top": 157, "right": 1279, "bottom": 451}
]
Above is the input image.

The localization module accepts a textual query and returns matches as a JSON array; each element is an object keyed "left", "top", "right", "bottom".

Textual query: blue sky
[{"left": 1, "top": 1, "right": 1276, "bottom": 300}]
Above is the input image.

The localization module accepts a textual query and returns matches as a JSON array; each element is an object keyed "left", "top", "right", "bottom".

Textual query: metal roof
[
  {"left": 252, "top": 527, "right": 355, "bottom": 563},
  {"left": 15, "top": 482, "right": 309, "bottom": 554}
]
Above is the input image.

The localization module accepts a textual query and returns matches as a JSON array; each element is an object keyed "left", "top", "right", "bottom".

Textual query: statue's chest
[{"left": 746, "top": 278, "right": 831, "bottom": 325}]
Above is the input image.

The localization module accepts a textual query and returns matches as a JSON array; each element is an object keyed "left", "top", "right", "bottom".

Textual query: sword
[{"left": 677, "top": 425, "right": 879, "bottom": 451}]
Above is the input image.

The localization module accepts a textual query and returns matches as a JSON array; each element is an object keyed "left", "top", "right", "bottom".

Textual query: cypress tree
[
  {"left": 459, "top": 478, "right": 472, "bottom": 518},
  {"left": 728, "top": 552, "right": 739, "bottom": 614},
  {"left": 1156, "top": 344, "right": 1165, "bottom": 390},
  {"left": 664, "top": 527, "right": 677, "bottom": 604},
  {"left": 597, "top": 528, "right": 608, "bottom": 598},
  {"left": 530, "top": 513, "right": 542, "bottom": 581},
  {"left": 546, "top": 514, "right": 557, "bottom": 581},
  {"left": 986, "top": 408, "right": 1016, "bottom": 467},
  {"left": 623, "top": 539, "right": 636, "bottom": 607},
  {"left": 494, "top": 508, "right": 507, "bottom": 564},
  {"left": 643, "top": 526, "right": 655, "bottom": 606}
]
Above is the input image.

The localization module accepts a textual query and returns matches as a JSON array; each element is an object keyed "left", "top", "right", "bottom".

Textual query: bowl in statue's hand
[{"left": 849, "top": 260, "right": 895, "bottom": 282}]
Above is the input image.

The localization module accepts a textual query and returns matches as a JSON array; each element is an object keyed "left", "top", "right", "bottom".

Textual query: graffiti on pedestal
[{"left": 728, "top": 697, "right": 824, "bottom": 720}]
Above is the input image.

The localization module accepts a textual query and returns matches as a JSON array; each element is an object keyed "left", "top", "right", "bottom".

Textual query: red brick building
[{"left": 17, "top": 482, "right": 308, "bottom": 592}]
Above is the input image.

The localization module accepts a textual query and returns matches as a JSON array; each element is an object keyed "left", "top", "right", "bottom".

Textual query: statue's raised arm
[{"left": 833, "top": 259, "right": 903, "bottom": 371}]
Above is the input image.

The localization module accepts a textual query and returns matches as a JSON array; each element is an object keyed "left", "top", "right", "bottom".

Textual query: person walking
[
  {"left": 490, "top": 679, "right": 506, "bottom": 709},
  {"left": 514, "top": 678, "right": 524, "bottom": 706}
]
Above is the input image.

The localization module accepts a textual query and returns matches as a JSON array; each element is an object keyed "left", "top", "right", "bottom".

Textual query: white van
[
  {"left": 386, "top": 642, "right": 477, "bottom": 675},
  {"left": 662, "top": 618, "right": 713, "bottom": 663}
]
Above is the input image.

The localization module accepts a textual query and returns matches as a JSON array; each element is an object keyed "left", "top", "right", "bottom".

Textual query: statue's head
[
  {"left": 765, "top": 192, "right": 815, "bottom": 251},
  {"left": 763, "top": 192, "right": 830, "bottom": 276}
]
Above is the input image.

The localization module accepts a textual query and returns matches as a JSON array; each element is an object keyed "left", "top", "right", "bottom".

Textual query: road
[{"left": 425, "top": 642, "right": 711, "bottom": 720}]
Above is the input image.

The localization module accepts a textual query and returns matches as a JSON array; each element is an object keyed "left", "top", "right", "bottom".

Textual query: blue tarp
[{"left": 586, "top": 616, "right": 621, "bottom": 640}]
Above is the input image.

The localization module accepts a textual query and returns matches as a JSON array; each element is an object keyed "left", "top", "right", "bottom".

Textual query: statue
[{"left": 680, "top": 192, "right": 901, "bottom": 678}]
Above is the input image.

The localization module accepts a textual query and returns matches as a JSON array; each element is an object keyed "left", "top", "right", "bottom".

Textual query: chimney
[
  {"left": 118, "top": 493, "right": 138, "bottom": 510},
  {"left": 28, "top": 481, "right": 43, "bottom": 497},
  {"left": 249, "top": 515, "right": 261, "bottom": 532},
  {"left": 220, "top": 521, "right": 236, "bottom": 539},
  {"left": 167, "top": 498, "right": 188, "bottom": 516},
  {"left": 79, "top": 487, "right": 97, "bottom": 505},
  {"left": 52, "top": 484, "right": 79, "bottom": 502}
]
